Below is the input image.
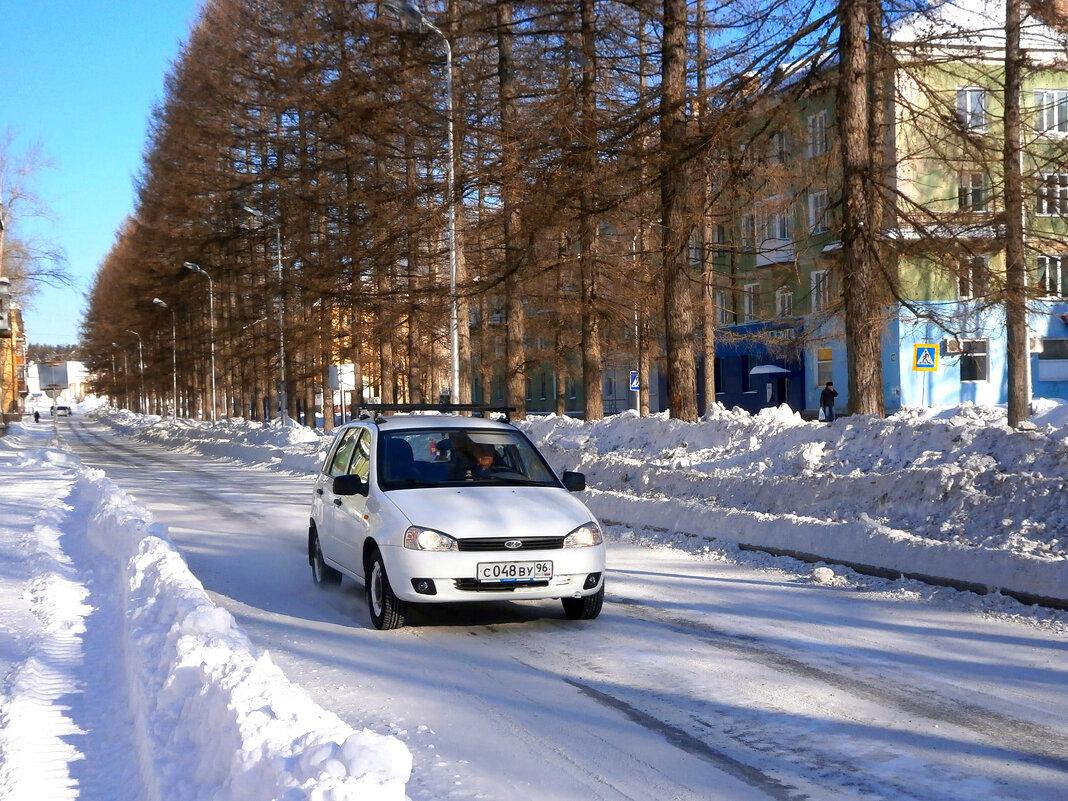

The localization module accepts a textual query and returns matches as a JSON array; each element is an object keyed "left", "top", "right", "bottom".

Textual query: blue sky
[{"left": 1, "top": 1, "right": 203, "bottom": 346}]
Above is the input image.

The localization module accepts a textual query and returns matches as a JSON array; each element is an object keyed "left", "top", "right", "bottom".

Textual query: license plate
[{"left": 476, "top": 560, "right": 553, "bottom": 583}]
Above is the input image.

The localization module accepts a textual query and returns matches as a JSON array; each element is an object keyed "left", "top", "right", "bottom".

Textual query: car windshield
[{"left": 377, "top": 427, "right": 560, "bottom": 490}]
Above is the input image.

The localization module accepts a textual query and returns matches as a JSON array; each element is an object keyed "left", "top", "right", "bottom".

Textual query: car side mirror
[
  {"left": 562, "top": 471, "right": 586, "bottom": 492},
  {"left": 333, "top": 473, "right": 368, "bottom": 497}
]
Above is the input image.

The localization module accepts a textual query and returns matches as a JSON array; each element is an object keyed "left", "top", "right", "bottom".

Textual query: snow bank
[
  {"left": 92, "top": 400, "right": 1068, "bottom": 607},
  {"left": 0, "top": 440, "right": 411, "bottom": 801}
]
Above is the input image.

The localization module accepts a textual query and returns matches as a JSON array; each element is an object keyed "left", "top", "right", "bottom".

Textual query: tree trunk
[
  {"left": 660, "top": 0, "right": 698, "bottom": 421},
  {"left": 580, "top": 0, "right": 603, "bottom": 421},
  {"left": 1004, "top": 0, "right": 1030, "bottom": 428},
  {"left": 838, "top": 0, "right": 883, "bottom": 417},
  {"left": 498, "top": 1, "right": 526, "bottom": 419}
]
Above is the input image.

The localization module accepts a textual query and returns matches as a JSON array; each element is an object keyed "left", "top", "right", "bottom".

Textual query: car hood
[{"left": 384, "top": 485, "right": 594, "bottom": 540}]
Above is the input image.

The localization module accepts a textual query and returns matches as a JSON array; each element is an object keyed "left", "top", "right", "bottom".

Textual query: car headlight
[
  {"left": 404, "top": 526, "right": 458, "bottom": 551},
  {"left": 563, "top": 522, "right": 603, "bottom": 548}
]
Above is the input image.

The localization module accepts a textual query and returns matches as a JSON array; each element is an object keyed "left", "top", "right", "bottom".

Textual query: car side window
[
  {"left": 349, "top": 429, "right": 371, "bottom": 481},
  {"left": 326, "top": 428, "right": 361, "bottom": 478}
]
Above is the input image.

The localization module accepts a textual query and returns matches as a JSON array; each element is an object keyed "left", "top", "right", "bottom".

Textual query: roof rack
[{"left": 358, "top": 403, "right": 517, "bottom": 421}]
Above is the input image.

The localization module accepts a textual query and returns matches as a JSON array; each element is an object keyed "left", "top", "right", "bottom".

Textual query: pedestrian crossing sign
[{"left": 913, "top": 344, "right": 938, "bottom": 371}]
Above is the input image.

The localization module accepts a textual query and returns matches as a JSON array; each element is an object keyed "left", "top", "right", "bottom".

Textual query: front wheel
[
  {"left": 309, "top": 528, "right": 342, "bottom": 588},
  {"left": 562, "top": 585, "right": 604, "bottom": 620},
  {"left": 367, "top": 548, "right": 407, "bottom": 630}
]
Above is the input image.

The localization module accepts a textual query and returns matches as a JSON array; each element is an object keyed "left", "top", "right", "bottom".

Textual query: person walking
[{"left": 820, "top": 381, "right": 838, "bottom": 423}]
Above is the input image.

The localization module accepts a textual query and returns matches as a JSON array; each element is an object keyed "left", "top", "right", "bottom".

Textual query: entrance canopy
[{"left": 749, "top": 365, "right": 791, "bottom": 375}]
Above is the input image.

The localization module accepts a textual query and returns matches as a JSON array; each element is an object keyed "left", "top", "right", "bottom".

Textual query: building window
[
  {"left": 715, "top": 288, "right": 734, "bottom": 326},
  {"left": 1037, "top": 173, "right": 1068, "bottom": 216},
  {"left": 817, "top": 347, "right": 833, "bottom": 386},
  {"left": 808, "top": 190, "right": 829, "bottom": 234},
  {"left": 958, "top": 255, "right": 988, "bottom": 299},
  {"left": 714, "top": 357, "right": 724, "bottom": 392},
  {"left": 741, "top": 215, "right": 755, "bottom": 247},
  {"left": 956, "top": 87, "right": 988, "bottom": 131},
  {"left": 688, "top": 231, "right": 704, "bottom": 268},
  {"left": 772, "top": 130, "right": 789, "bottom": 163},
  {"left": 1038, "top": 255, "right": 1068, "bottom": 297},
  {"left": 960, "top": 340, "right": 989, "bottom": 382},
  {"left": 743, "top": 283, "right": 761, "bottom": 322},
  {"left": 776, "top": 287, "right": 794, "bottom": 317},
  {"left": 772, "top": 210, "right": 791, "bottom": 241},
  {"left": 807, "top": 110, "right": 829, "bottom": 157},
  {"left": 743, "top": 355, "right": 756, "bottom": 392},
  {"left": 811, "top": 270, "right": 830, "bottom": 312},
  {"left": 1038, "top": 338, "right": 1068, "bottom": 381},
  {"left": 959, "top": 172, "right": 988, "bottom": 211},
  {"left": 1035, "top": 90, "right": 1068, "bottom": 134}
]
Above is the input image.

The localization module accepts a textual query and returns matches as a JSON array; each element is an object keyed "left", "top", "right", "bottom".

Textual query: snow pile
[
  {"left": 93, "top": 400, "right": 1068, "bottom": 606},
  {"left": 523, "top": 402, "right": 1068, "bottom": 605},
  {"left": 0, "top": 439, "right": 411, "bottom": 801}
]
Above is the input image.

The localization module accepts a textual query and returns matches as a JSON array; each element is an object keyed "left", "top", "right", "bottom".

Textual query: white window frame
[
  {"left": 1038, "top": 338, "right": 1068, "bottom": 381},
  {"left": 1037, "top": 255, "right": 1068, "bottom": 297},
  {"left": 1035, "top": 89, "right": 1068, "bottom": 135},
  {"left": 772, "top": 130, "right": 789, "bottom": 163},
  {"left": 772, "top": 210, "right": 792, "bottom": 241},
  {"left": 811, "top": 270, "right": 830, "bottom": 312},
  {"left": 743, "top": 283, "right": 760, "bottom": 322},
  {"left": 807, "top": 110, "right": 828, "bottom": 157},
  {"left": 715, "top": 289, "right": 734, "bottom": 326},
  {"left": 958, "top": 172, "right": 988, "bottom": 211},
  {"left": 956, "top": 87, "right": 988, "bottom": 132},
  {"left": 1037, "top": 173, "right": 1068, "bottom": 216},
  {"left": 776, "top": 287, "right": 794, "bottom": 317},
  {"left": 808, "top": 190, "right": 829, "bottom": 234},
  {"left": 959, "top": 339, "right": 989, "bottom": 382},
  {"left": 958, "top": 255, "right": 988, "bottom": 300}
]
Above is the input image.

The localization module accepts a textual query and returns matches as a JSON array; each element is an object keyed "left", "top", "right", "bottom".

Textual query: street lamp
[
  {"left": 153, "top": 298, "right": 178, "bottom": 417},
  {"left": 125, "top": 329, "right": 145, "bottom": 413},
  {"left": 383, "top": 0, "right": 460, "bottom": 401},
  {"left": 184, "top": 261, "right": 217, "bottom": 421},
  {"left": 242, "top": 205, "right": 289, "bottom": 424}
]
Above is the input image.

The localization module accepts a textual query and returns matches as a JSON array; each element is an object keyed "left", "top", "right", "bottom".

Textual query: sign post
[{"left": 913, "top": 344, "right": 938, "bottom": 406}]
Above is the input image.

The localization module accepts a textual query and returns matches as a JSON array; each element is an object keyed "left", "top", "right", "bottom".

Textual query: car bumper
[{"left": 382, "top": 544, "right": 606, "bottom": 604}]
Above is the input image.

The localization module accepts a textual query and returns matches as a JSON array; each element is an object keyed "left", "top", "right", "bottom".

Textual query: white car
[{"left": 309, "top": 411, "right": 605, "bottom": 629}]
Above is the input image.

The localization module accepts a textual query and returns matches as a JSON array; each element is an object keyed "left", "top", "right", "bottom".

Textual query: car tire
[
  {"left": 309, "top": 527, "right": 342, "bottom": 588},
  {"left": 367, "top": 547, "right": 407, "bottom": 630},
  {"left": 562, "top": 585, "right": 604, "bottom": 620}
]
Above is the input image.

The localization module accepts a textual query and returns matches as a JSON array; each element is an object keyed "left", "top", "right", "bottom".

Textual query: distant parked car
[
  {"left": 309, "top": 407, "right": 605, "bottom": 629},
  {"left": 50, "top": 405, "right": 72, "bottom": 417}
]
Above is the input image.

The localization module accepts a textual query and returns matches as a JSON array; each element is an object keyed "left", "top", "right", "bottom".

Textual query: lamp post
[
  {"left": 242, "top": 206, "right": 289, "bottom": 424},
  {"left": 153, "top": 298, "right": 178, "bottom": 417},
  {"left": 383, "top": 0, "right": 460, "bottom": 401},
  {"left": 184, "top": 261, "right": 217, "bottom": 421},
  {"left": 125, "top": 329, "right": 145, "bottom": 413}
]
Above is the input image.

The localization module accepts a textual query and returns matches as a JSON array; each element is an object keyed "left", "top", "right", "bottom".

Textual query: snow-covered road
[{"left": 62, "top": 415, "right": 1068, "bottom": 801}]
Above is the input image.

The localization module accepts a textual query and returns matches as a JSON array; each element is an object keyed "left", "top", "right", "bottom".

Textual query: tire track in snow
[{"left": 611, "top": 594, "right": 1068, "bottom": 774}]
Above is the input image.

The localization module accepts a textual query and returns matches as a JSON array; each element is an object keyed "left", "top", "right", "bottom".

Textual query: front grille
[
  {"left": 457, "top": 536, "right": 565, "bottom": 552},
  {"left": 454, "top": 579, "right": 551, "bottom": 591}
]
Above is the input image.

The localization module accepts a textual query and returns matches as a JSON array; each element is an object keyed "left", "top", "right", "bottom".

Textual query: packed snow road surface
[{"left": 63, "top": 414, "right": 1068, "bottom": 801}]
